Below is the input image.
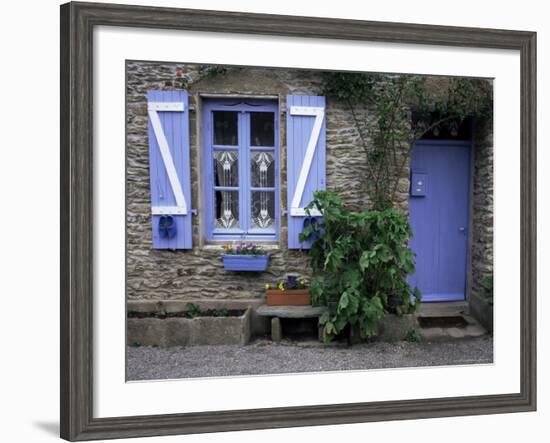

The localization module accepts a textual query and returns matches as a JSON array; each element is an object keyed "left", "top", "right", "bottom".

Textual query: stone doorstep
[
  {"left": 417, "top": 301, "right": 469, "bottom": 317},
  {"left": 420, "top": 323, "right": 487, "bottom": 341},
  {"left": 417, "top": 302, "right": 488, "bottom": 341}
]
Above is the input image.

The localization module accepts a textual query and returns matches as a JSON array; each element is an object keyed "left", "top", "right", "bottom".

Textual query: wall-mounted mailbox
[{"left": 411, "top": 173, "right": 428, "bottom": 197}]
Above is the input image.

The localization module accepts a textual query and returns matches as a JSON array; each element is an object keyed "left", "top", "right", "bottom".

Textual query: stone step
[
  {"left": 417, "top": 301, "right": 469, "bottom": 317},
  {"left": 418, "top": 310, "right": 487, "bottom": 341},
  {"left": 420, "top": 323, "right": 487, "bottom": 341},
  {"left": 416, "top": 302, "right": 488, "bottom": 341}
]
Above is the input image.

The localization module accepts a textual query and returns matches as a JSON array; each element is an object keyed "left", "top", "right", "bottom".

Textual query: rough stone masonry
[{"left": 126, "top": 61, "right": 493, "bottom": 327}]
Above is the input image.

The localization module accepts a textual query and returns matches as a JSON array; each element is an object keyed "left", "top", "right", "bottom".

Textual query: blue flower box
[{"left": 223, "top": 254, "right": 270, "bottom": 271}]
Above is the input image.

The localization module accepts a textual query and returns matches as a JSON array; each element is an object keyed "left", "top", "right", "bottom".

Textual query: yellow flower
[
  {"left": 299, "top": 279, "right": 305, "bottom": 286},
  {"left": 278, "top": 282, "right": 285, "bottom": 291},
  {"left": 265, "top": 283, "right": 270, "bottom": 290}
]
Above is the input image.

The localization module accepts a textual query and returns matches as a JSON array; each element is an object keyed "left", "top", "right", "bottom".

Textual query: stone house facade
[{"left": 126, "top": 61, "right": 493, "bottom": 329}]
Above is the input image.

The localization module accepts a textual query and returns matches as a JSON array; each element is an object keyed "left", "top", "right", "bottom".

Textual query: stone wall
[
  {"left": 469, "top": 118, "right": 494, "bottom": 330},
  {"left": 126, "top": 61, "right": 395, "bottom": 302},
  {"left": 126, "top": 61, "right": 492, "bottom": 317}
]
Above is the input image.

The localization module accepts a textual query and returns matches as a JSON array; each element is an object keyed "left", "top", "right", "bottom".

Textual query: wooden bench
[{"left": 256, "top": 305, "right": 328, "bottom": 342}]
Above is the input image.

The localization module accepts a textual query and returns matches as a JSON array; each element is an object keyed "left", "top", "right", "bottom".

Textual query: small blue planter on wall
[{"left": 223, "top": 254, "right": 270, "bottom": 271}]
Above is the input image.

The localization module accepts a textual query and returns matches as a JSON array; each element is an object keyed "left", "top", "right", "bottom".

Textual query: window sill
[{"left": 200, "top": 243, "right": 281, "bottom": 252}]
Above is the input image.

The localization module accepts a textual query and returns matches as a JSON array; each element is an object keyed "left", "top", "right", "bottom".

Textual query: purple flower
[{"left": 225, "top": 241, "right": 266, "bottom": 256}]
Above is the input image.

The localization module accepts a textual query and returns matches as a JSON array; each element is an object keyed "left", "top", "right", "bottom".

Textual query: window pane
[
  {"left": 251, "top": 151, "right": 275, "bottom": 188},
  {"left": 215, "top": 191, "right": 239, "bottom": 229},
  {"left": 250, "top": 112, "right": 274, "bottom": 147},
  {"left": 213, "top": 150, "right": 239, "bottom": 187},
  {"left": 251, "top": 191, "right": 275, "bottom": 229},
  {"left": 213, "top": 111, "right": 238, "bottom": 145}
]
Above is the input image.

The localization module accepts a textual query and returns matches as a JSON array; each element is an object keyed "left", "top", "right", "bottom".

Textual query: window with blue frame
[{"left": 204, "top": 99, "right": 279, "bottom": 241}]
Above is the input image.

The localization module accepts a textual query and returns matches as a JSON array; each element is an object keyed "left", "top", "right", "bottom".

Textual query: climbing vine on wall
[{"left": 322, "top": 72, "right": 492, "bottom": 210}]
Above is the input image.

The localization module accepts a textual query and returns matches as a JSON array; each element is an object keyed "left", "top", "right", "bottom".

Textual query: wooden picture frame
[{"left": 60, "top": 1, "right": 536, "bottom": 440}]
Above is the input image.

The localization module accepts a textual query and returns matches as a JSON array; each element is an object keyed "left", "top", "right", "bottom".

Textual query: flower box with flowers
[
  {"left": 265, "top": 276, "right": 311, "bottom": 306},
  {"left": 222, "top": 243, "right": 270, "bottom": 271}
]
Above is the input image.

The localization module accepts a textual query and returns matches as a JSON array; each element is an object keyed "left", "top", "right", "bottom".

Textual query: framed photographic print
[{"left": 60, "top": 1, "right": 536, "bottom": 441}]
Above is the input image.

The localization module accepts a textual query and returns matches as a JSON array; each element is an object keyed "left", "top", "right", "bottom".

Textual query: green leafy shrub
[{"left": 300, "top": 190, "right": 421, "bottom": 341}]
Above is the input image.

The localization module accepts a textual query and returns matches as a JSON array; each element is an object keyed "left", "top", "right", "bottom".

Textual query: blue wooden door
[{"left": 408, "top": 140, "right": 471, "bottom": 302}]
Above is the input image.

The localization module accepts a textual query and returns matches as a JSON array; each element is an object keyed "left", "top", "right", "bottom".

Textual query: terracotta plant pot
[{"left": 265, "top": 289, "right": 311, "bottom": 306}]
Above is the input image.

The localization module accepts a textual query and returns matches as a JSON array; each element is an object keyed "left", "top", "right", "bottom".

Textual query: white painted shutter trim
[
  {"left": 289, "top": 105, "right": 324, "bottom": 217},
  {"left": 148, "top": 102, "right": 185, "bottom": 112},
  {"left": 148, "top": 102, "right": 188, "bottom": 215}
]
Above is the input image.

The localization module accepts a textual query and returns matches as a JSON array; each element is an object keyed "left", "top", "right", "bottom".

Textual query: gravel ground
[{"left": 127, "top": 336, "right": 493, "bottom": 381}]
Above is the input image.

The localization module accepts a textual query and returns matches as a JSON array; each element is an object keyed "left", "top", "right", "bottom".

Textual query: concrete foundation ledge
[
  {"left": 347, "top": 313, "right": 419, "bottom": 344},
  {"left": 128, "top": 298, "right": 269, "bottom": 336},
  {"left": 127, "top": 299, "right": 264, "bottom": 313},
  {"left": 127, "top": 307, "right": 251, "bottom": 347},
  {"left": 378, "top": 313, "right": 419, "bottom": 341}
]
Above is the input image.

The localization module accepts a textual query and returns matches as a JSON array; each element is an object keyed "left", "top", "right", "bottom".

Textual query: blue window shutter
[
  {"left": 286, "top": 95, "right": 326, "bottom": 249},
  {"left": 147, "top": 90, "right": 193, "bottom": 249}
]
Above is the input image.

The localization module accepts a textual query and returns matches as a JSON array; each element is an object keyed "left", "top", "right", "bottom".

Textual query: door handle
[{"left": 458, "top": 227, "right": 467, "bottom": 233}]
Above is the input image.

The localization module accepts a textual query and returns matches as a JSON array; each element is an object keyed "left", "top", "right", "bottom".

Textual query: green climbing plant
[{"left": 322, "top": 72, "right": 492, "bottom": 209}]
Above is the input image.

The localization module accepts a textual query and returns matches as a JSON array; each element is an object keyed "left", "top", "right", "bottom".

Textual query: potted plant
[
  {"left": 222, "top": 242, "right": 270, "bottom": 271},
  {"left": 265, "top": 276, "right": 311, "bottom": 306}
]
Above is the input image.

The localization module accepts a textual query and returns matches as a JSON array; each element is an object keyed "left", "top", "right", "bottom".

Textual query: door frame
[{"left": 410, "top": 139, "right": 474, "bottom": 303}]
